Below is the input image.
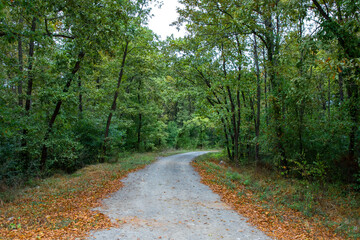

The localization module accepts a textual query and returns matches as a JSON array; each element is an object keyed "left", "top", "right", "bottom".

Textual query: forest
[{"left": 1, "top": 0, "right": 359, "bottom": 187}]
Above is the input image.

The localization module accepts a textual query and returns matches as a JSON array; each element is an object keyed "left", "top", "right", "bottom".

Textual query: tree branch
[
  {"left": 312, "top": 0, "right": 331, "bottom": 21},
  {"left": 52, "top": 34, "right": 75, "bottom": 39},
  {"left": 44, "top": 17, "right": 75, "bottom": 39}
]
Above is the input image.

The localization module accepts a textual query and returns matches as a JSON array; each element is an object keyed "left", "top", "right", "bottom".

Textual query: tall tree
[{"left": 311, "top": 0, "right": 359, "bottom": 173}]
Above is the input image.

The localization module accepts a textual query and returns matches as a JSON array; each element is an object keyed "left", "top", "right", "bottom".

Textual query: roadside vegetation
[
  {"left": 0, "top": 151, "right": 187, "bottom": 239},
  {"left": 193, "top": 152, "right": 360, "bottom": 239}
]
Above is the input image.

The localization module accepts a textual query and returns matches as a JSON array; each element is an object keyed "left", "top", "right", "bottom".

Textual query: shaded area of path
[{"left": 89, "top": 152, "right": 270, "bottom": 240}]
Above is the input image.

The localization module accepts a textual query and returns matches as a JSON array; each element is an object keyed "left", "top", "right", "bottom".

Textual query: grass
[
  {"left": 0, "top": 150, "right": 187, "bottom": 239},
  {"left": 193, "top": 152, "right": 360, "bottom": 239}
]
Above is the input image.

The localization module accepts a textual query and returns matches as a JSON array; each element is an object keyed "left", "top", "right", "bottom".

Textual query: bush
[
  {"left": 166, "top": 121, "right": 179, "bottom": 148},
  {"left": 73, "top": 118, "right": 104, "bottom": 165}
]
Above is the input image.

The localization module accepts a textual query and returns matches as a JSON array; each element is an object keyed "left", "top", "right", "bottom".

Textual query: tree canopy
[{"left": 1, "top": 0, "right": 359, "bottom": 185}]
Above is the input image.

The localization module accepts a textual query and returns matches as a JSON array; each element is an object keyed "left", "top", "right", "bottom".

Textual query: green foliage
[
  {"left": 0, "top": 0, "right": 168, "bottom": 184},
  {"left": 73, "top": 118, "right": 103, "bottom": 165},
  {"left": 197, "top": 153, "right": 360, "bottom": 238},
  {"left": 225, "top": 171, "right": 243, "bottom": 182},
  {"left": 166, "top": 121, "right": 179, "bottom": 148},
  {"left": 175, "top": 116, "right": 217, "bottom": 149},
  {"left": 46, "top": 135, "right": 83, "bottom": 174},
  {"left": 1, "top": 0, "right": 359, "bottom": 191},
  {"left": 172, "top": 0, "right": 360, "bottom": 183},
  {"left": 287, "top": 153, "right": 328, "bottom": 182}
]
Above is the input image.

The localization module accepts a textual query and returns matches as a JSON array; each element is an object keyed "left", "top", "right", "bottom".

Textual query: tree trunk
[
  {"left": 78, "top": 76, "right": 83, "bottom": 116},
  {"left": 236, "top": 89, "right": 241, "bottom": 160},
  {"left": 136, "top": 78, "right": 142, "bottom": 151},
  {"left": 312, "top": 0, "right": 359, "bottom": 170},
  {"left": 297, "top": 16, "right": 305, "bottom": 155},
  {"left": 206, "top": 97, "right": 233, "bottom": 161},
  {"left": 346, "top": 72, "right": 359, "bottom": 161},
  {"left": 40, "top": 51, "right": 85, "bottom": 171},
  {"left": 253, "top": 34, "right": 261, "bottom": 163},
  {"left": 222, "top": 42, "right": 240, "bottom": 163},
  {"left": 96, "top": 77, "right": 101, "bottom": 89},
  {"left": 102, "top": 41, "right": 129, "bottom": 160},
  {"left": 319, "top": 76, "right": 327, "bottom": 111},
  {"left": 20, "top": 17, "right": 36, "bottom": 171},
  {"left": 228, "top": 86, "right": 239, "bottom": 163},
  {"left": 328, "top": 77, "right": 331, "bottom": 121},
  {"left": 226, "top": 84, "right": 239, "bottom": 162},
  {"left": 17, "top": 18, "right": 24, "bottom": 107},
  {"left": 256, "top": 12, "right": 287, "bottom": 168},
  {"left": 24, "top": 18, "right": 37, "bottom": 114},
  {"left": 263, "top": 47, "right": 269, "bottom": 126},
  {"left": 137, "top": 113, "right": 142, "bottom": 151},
  {"left": 267, "top": 38, "right": 287, "bottom": 168},
  {"left": 338, "top": 66, "right": 344, "bottom": 103}
]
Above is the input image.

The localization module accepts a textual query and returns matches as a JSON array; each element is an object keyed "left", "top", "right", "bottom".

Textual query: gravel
[{"left": 88, "top": 151, "right": 270, "bottom": 240}]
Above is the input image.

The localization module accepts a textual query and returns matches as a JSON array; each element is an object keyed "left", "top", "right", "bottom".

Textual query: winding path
[{"left": 89, "top": 152, "right": 270, "bottom": 240}]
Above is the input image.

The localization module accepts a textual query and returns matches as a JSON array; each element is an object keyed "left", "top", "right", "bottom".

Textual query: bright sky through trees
[{"left": 148, "top": 0, "right": 186, "bottom": 40}]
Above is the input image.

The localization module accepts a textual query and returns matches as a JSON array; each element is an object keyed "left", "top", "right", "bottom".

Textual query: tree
[{"left": 311, "top": 0, "right": 360, "bottom": 175}]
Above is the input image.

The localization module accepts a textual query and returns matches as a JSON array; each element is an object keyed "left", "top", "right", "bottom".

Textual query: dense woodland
[{"left": 0, "top": 0, "right": 359, "bottom": 187}]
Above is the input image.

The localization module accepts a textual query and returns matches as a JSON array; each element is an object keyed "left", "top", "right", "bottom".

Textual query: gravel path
[{"left": 88, "top": 152, "right": 270, "bottom": 240}]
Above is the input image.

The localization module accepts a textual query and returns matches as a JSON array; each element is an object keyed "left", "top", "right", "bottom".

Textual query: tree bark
[
  {"left": 40, "top": 51, "right": 85, "bottom": 171},
  {"left": 20, "top": 17, "right": 36, "bottom": 171},
  {"left": 78, "top": 76, "right": 83, "bottom": 115},
  {"left": 17, "top": 18, "right": 24, "bottom": 107},
  {"left": 227, "top": 86, "right": 239, "bottom": 162},
  {"left": 207, "top": 97, "right": 233, "bottom": 161},
  {"left": 222, "top": 42, "right": 241, "bottom": 163},
  {"left": 255, "top": 11, "right": 287, "bottom": 168},
  {"left": 263, "top": 47, "right": 269, "bottom": 126},
  {"left": 136, "top": 78, "right": 142, "bottom": 151},
  {"left": 266, "top": 20, "right": 287, "bottom": 168},
  {"left": 137, "top": 113, "right": 142, "bottom": 151},
  {"left": 328, "top": 77, "right": 331, "bottom": 121},
  {"left": 198, "top": 65, "right": 235, "bottom": 161},
  {"left": 102, "top": 41, "right": 129, "bottom": 160},
  {"left": 24, "top": 18, "right": 37, "bottom": 114},
  {"left": 253, "top": 34, "right": 261, "bottom": 163},
  {"left": 338, "top": 66, "right": 344, "bottom": 103}
]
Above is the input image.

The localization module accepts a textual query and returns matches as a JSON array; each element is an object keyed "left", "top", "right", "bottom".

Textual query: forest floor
[
  {"left": 0, "top": 150, "right": 188, "bottom": 239},
  {"left": 1, "top": 151, "right": 358, "bottom": 239},
  {"left": 192, "top": 152, "right": 360, "bottom": 240}
]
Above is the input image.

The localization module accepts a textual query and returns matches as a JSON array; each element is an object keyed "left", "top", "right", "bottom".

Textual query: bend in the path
[{"left": 89, "top": 152, "right": 270, "bottom": 240}]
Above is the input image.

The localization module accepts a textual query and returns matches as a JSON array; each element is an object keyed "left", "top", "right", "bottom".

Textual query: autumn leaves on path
[
  {"left": 1, "top": 152, "right": 342, "bottom": 239},
  {"left": 89, "top": 152, "right": 270, "bottom": 239}
]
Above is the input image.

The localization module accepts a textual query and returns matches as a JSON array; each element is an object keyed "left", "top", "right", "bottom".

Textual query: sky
[{"left": 147, "top": 0, "right": 186, "bottom": 40}]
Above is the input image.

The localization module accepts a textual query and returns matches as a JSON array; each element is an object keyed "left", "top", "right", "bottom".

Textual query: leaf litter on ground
[
  {"left": 191, "top": 156, "right": 352, "bottom": 240},
  {"left": 0, "top": 152, "right": 162, "bottom": 240}
]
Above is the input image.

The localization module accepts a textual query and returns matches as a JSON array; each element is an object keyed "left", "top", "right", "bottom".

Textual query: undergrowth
[
  {"left": 194, "top": 152, "right": 360, "bottom": 239},
  {"left": 0, "top": 149, "right": 195, "bottom": 204},
  {"left": 0, "top": 150, "right": 184, "bottom": 239}
]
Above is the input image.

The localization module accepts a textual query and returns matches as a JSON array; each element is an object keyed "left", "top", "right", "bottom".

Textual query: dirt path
[{"left": 88, "top": 152, "right": 270, "bottom": 240}]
